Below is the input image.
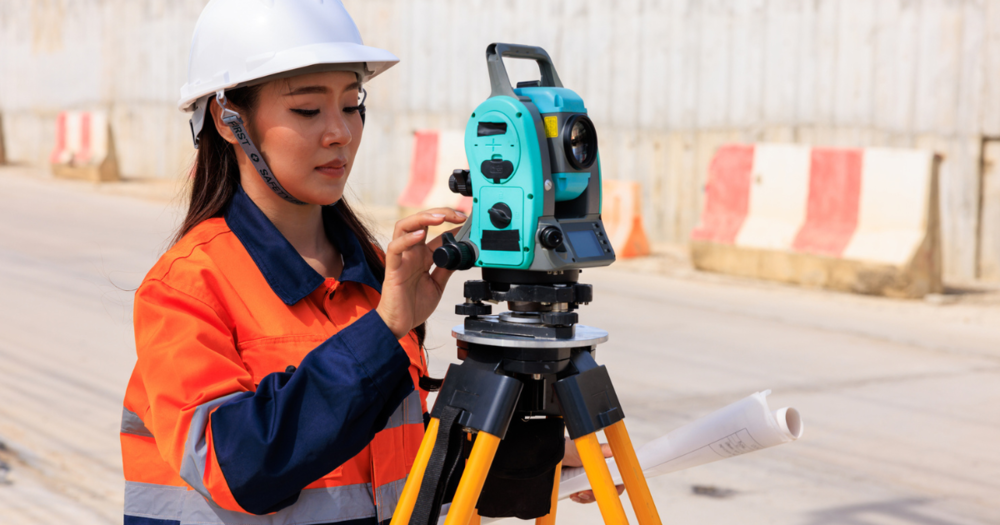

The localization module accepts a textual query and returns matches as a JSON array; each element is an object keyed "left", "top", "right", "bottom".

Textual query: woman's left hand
[
  {"left": 563, "top": 438, "right": 626, "bottom": 504},
  {"left": 376, "top": 208, "right": 467, "bottom": 339}
]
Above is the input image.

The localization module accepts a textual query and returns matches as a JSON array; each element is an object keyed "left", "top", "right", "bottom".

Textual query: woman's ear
[{"left": 210, "top": 99, "right": 239, "bottom": 146}]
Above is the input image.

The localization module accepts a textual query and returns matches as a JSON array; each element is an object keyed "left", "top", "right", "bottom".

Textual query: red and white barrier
[
  {"left": 397, "top": 130, "right": 472, "bottom": 215},
  {"left": 0, "top": 112, "right": 7, "bottom": 165},
  {"left": 49, "top": 110, "right": 119, "bottom": 181},
  {"left": 691, "top": 143, "right": 941, "bottom": 297}
]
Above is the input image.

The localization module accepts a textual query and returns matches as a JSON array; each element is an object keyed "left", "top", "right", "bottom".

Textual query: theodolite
[{"left": 392, "top": 43, "right": 662, "bottom": 525}]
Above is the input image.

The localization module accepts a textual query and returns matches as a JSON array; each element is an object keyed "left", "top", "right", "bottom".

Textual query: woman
[{"left": 120, "top": 2, "right": 608, "bottom": 524}]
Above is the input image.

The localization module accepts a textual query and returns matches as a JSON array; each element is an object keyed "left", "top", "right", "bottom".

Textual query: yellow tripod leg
[
  {"left": 443, "top": 431, "right": 501, "bottom": 525},
  {"left": 574, "top": 433, "right": 629, "bottom": 525},
  {"left": 390, "top": 417, "right": 440, "bottom": 525},
  {"left": 535, "top": 461, "right": 562, "bottom": 525},
  {"left": 467, "top": 434, "right": 481, "bottom": 525},
  {"left": 605, "top": 421, "right": 661, "bottom": 525}
]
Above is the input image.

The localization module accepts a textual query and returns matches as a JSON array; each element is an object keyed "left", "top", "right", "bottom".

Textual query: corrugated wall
[{"left": 2, "top": 0, "right": 999, "bottom": 281}]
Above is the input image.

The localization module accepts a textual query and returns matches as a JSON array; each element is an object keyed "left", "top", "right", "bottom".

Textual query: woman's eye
[
  {"left": 291, "top": 108, "right": 320, "bottom": 117},
  {"left": 343, "top": 105, "right": 361, "bottom": 114}
]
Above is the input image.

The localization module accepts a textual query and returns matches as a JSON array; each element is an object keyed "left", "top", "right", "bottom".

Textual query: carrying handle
[{"left": 486, "top": 43, "right": 564, "bottom": 98}]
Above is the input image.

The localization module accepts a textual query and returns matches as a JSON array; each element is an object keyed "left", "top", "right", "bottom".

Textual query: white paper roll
[{"left": 558, "top": 390, "right": 803, "bottom": 499}]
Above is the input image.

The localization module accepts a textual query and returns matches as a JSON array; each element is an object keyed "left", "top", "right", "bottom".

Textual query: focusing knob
[
  {"left": 538, "top": 226, "right": 564, "bottom": 249},
  {"left": 448, "top": 169, "right": 473, "bottom": 197},
  {"left": 488, "top": 203, "right": 513, "bottom": 229},
  {"left": 433, "top": 233, "right": 476, "bottom": 270}
]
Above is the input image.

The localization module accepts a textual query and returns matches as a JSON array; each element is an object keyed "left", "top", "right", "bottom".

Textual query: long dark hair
[{"left": 174, "top": 85, "right": 426, "bottom": 349}]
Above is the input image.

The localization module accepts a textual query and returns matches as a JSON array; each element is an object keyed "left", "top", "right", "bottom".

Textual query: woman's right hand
[{"left": 376, "top": 208, "right": 467, "bottom": 339}]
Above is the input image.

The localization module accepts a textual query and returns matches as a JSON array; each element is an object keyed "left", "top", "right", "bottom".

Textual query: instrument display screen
[{"left": 567, "top": 229, "right": 603, "bottom": 258}]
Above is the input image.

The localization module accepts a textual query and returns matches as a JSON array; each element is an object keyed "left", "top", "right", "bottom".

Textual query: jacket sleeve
[{"left": 134, "top": 279, "right": 413, "bottom": 515}]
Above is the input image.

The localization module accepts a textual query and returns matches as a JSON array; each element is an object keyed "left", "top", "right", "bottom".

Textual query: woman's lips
[{"left": 316, "top": 160, "right": 347, "bottom": 178}]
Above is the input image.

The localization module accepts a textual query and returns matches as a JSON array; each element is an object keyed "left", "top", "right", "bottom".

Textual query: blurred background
[
  {"left": 4, "top": 0, "right": 1000, "bottom": 281},
  {"left": 1, "top": 1, "right": 1000, "bottom": 524}
]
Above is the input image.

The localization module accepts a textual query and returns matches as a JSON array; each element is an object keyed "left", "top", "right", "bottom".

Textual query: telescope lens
[
  {"left": 564, "top": 115, "right": 597, "bottom": 169},
  {"left": 570, "top": 122, "right": 589, "bottom": 162}
]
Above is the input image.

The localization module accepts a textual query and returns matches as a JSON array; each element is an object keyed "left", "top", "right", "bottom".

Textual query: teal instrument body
[{"left": 442, "top": 43, "right": 615, "bottom": 272}]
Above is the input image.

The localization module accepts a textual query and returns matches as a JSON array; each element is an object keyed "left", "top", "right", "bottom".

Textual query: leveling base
[{"left": 390, "top": 279, "right": 662, "bottom": 525}]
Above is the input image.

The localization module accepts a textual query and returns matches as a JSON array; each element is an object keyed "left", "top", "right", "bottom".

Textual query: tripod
[{"left": 390, "top": 270, "right": 662, "bottom": 525}]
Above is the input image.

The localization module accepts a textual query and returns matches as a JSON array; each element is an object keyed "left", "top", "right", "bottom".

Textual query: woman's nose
[{"left": 321, "top": 114, "right": 353, "bottom": 147}]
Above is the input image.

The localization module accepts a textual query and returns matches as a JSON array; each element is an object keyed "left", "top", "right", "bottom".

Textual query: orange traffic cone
[{"left": 602, "top": 180, "right": 651, "bottom": 258}]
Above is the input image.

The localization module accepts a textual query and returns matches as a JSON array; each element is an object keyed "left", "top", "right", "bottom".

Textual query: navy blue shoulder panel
[
  {"left": 210, "top": 310, "right": 413, "bottom": 515},
  {"left": 225, "top": 187, "right": 384, "bottom": 304},
  {"left": 323, "top": 205, "right": 382, "bottom": 294},
  {"left": 224, "top": 187, "right": 324, "bottom": 305}
]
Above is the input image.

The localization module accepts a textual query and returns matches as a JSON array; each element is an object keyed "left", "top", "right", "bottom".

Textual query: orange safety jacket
[{"left": 121, "top": 187, "right": 427, "bottom": 525}]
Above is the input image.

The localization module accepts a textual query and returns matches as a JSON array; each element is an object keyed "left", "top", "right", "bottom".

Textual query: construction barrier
[
  {"left": 602, "top": 179, "right": 651, "bottom": 259},
  {"left": 0, "top": 112, "right": 6, "bottom": 165},
  {"left": 397, "top": 129, "right": 472, "bottom": 218},
  {"left": 691, "top": 143, "right": 942, "bottom": 298},
  {"left": 49, "top": 110, "right": 119, "bottom": 182}
]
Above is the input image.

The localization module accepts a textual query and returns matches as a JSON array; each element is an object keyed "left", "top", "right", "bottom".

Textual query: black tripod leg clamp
[
  {"left": 554, "top": 350, "right": 626, "bottom": 439},
  {"left": 430, "top": 358, "right": 523, "bottom": 437},
  {"left": 409, "top": 357, "right": 523, "bottom": 525},
  {"left": 410, "top": 404, "right": 466, "bottom": 525}
]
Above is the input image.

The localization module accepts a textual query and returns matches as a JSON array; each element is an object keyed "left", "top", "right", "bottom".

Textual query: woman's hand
[
  {"left": 563, "top": 437, "right": 625, "bottom": 504},
  {"left": 376, "top": 208, "right": 467, "bottom": 339}
]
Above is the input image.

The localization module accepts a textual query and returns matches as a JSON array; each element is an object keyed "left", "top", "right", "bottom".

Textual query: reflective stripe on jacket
[{"left": 122, "top": 187, "right": 427, "bottom": 525}]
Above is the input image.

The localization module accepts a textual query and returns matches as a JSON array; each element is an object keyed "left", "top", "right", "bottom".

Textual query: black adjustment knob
[
  {"left": 448, "top": 169, "right": 473, "bottom": 197},
  {"left": 456, "top": 302, "right": 492, "bottom": 317},
  {"left": 463, "top": 280, "right": 492, "bottom": 302},
  {"left": 539, "top": 226, "right": 564, "bottom": 249},
  {"left": 433, "top": 232, "right": 476, "bottom": 270},
  {"left": 488, "top": 203, "right": 512, "bottom": 229},
  {"left": 540, "top": 311, "right": 578, "bottom": 326}
]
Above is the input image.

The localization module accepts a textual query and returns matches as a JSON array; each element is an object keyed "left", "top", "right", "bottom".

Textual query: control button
[
  {"left": 488, "top": 203, "right": 513, "bottom": 229},
  {"left": 481, "top": 159, "right": 514, "bottom": 183},
  {"left": 538, "top": 226, "right": 564, "bottom": 250},
  {"left": 448, "top": 169, "right": 473, "bottom": 196}
]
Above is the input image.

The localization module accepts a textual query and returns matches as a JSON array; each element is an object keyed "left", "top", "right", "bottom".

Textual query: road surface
[{"left": 1, "top": 167, "right": 999, "bottom": 524}]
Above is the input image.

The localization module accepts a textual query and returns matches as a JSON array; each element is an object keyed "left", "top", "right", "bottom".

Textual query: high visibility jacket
[{"left": 121, "top": 187, "right": 427, "bottom": 525}]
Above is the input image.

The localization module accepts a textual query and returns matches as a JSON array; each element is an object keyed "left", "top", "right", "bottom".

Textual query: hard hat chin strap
[{"left": 216, "top": 91, "right": 307, "bottom": 206}]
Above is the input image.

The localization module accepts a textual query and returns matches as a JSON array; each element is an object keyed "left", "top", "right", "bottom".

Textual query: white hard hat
[{"left": 181, "top": 0, "right": 399, "bottom": 144}]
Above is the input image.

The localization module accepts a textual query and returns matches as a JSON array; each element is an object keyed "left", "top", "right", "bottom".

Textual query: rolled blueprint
[{"left": 558, "top": 390, "right": 803, "bottom": 499}]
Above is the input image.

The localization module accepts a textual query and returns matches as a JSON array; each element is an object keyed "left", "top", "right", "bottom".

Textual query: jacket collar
[{"left": 224, "top": 186, "right": 382, "bottom": 305}]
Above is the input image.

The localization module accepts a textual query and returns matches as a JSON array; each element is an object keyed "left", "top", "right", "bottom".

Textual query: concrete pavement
[{"left": 1, "top": 167, "right": 999, "bottom": 524}]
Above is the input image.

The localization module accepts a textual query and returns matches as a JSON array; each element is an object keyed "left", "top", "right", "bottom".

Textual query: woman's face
[{"left": 240, "top": 70, "right": 364, "bottom": 206}]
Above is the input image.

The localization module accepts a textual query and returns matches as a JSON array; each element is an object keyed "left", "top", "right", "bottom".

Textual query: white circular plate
[{"left": 452, "top": 323, "right": 609, "bottom": 348}]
